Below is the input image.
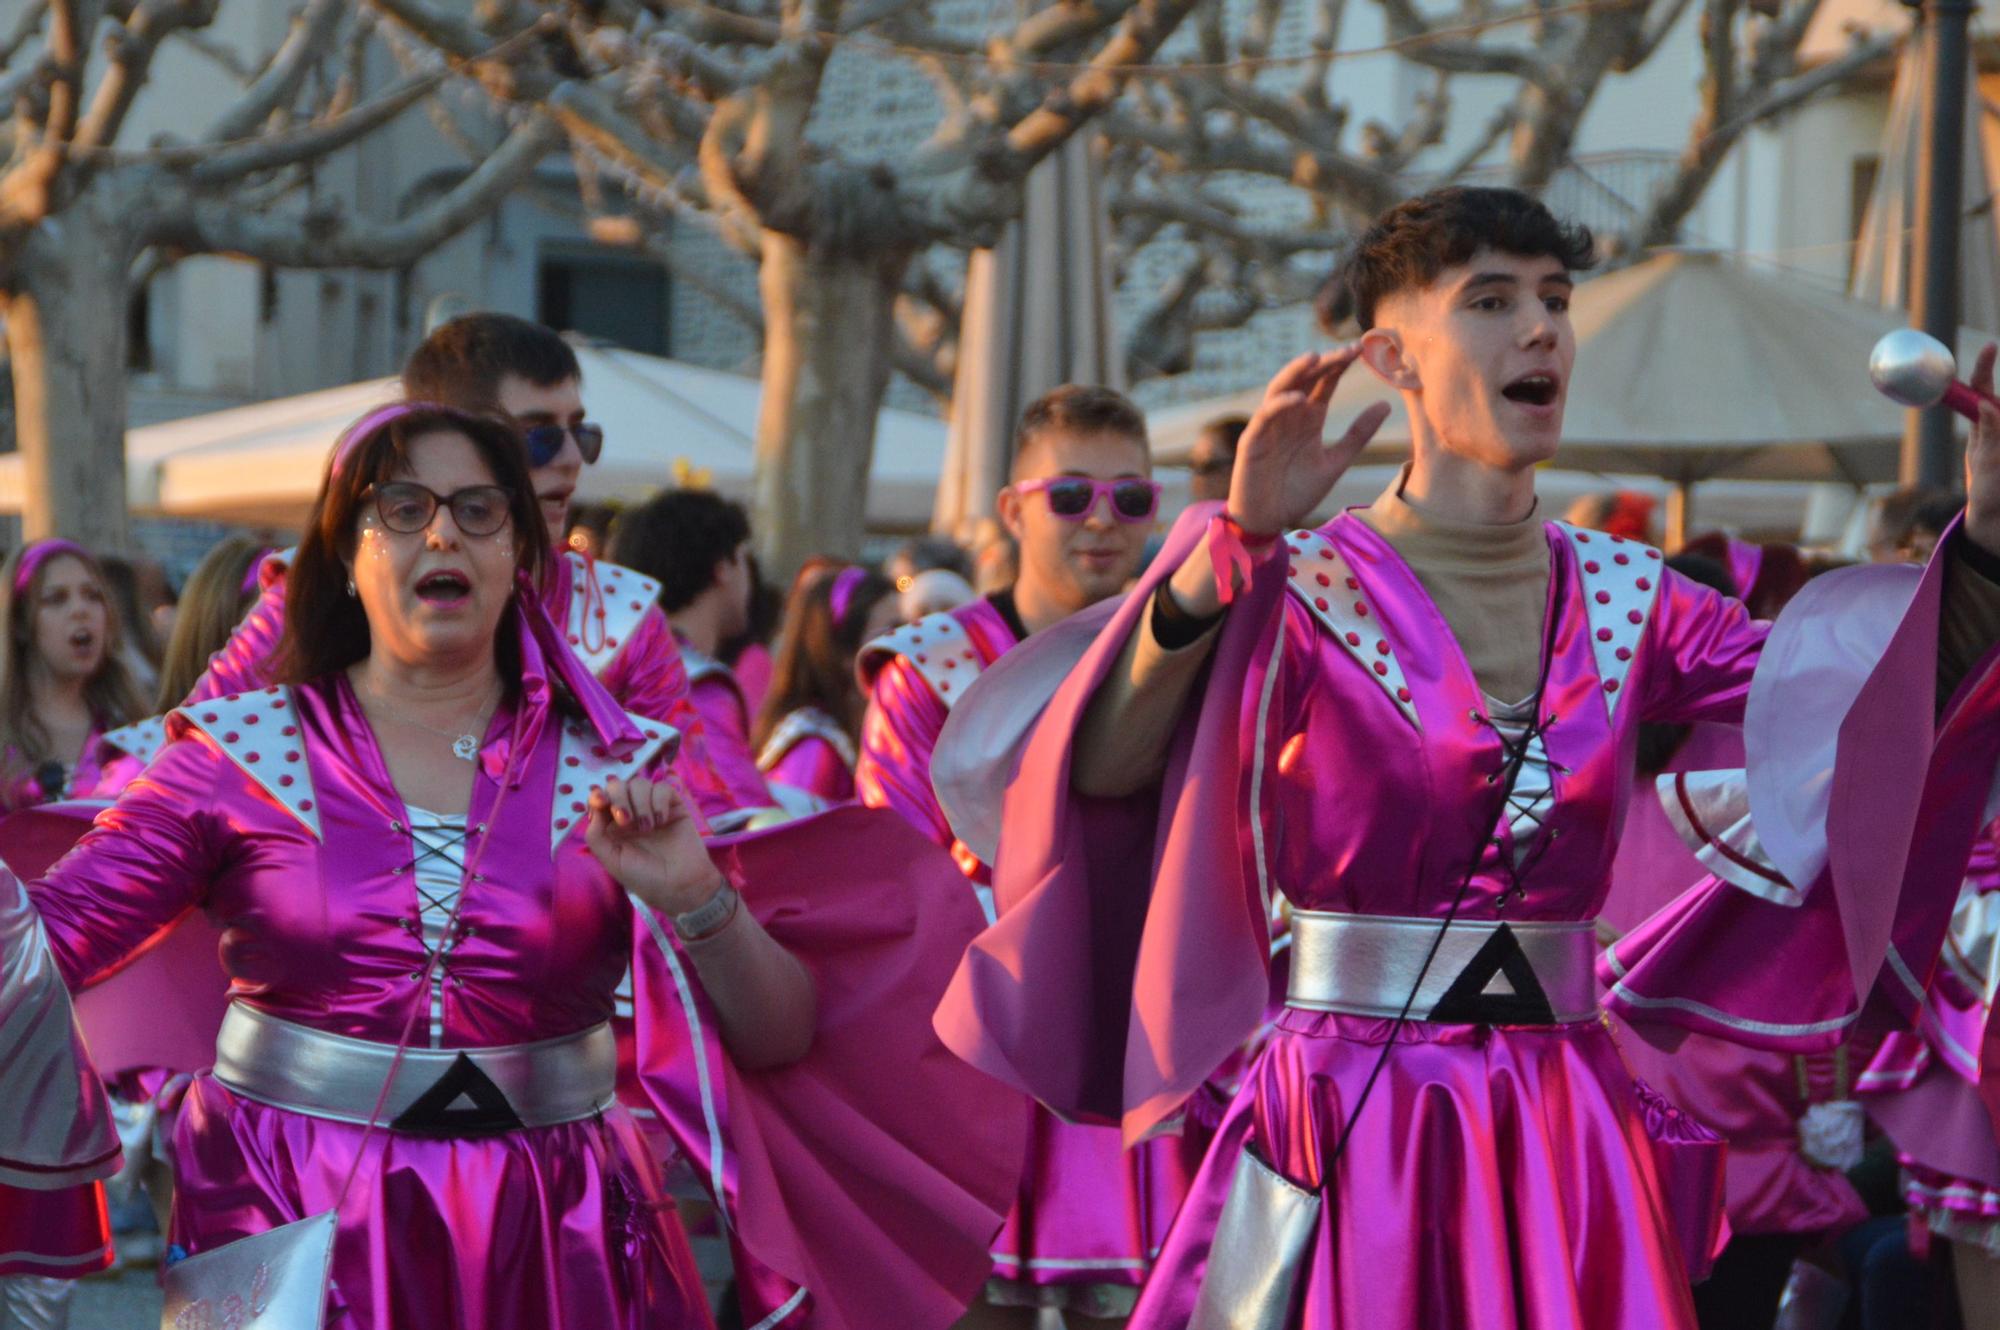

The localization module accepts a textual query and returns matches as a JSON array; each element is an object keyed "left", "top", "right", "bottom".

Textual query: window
[{"left": 536, "top": 250, "right": 670, "bottom": 355}]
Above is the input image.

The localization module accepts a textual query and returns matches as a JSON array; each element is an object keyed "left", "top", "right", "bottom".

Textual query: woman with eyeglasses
[
  {"left": 0, "top": 403, "right": 1023, "bottom": 1329},
  {"left": 0, "top": 540, "right": 147, "bottom": 814},
  {"left": 187, "top": 313, "right": 744, "bottom": 823},
  {"left": 752, "top": 560, "right": 899, "bottom": 807}
]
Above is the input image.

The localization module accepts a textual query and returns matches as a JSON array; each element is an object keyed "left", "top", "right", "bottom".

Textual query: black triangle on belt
[
  {"left": 1425, "top": 923, "right": 1559, "bottom": 1025},
  {"left": 390, "top": 1053, "right": 525, "bottom": 1137}
]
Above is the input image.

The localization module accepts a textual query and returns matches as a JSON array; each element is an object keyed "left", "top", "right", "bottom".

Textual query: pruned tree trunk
[
  {"left": 751, "top": 231, "right": 910, "bottom": 574},
  {"left": 2, "top": 212, "right": 138, "bottom": 550}
]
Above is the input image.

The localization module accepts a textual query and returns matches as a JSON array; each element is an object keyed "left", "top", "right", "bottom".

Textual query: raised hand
[
  {"left": 1966, "top": 344, "right": 2000, "bottom": 557},
  {"left": 585, "top": 776, "right": 726, "bottom": 916},
  {"left": 1228, "top": 346, "right": 1393, "bottom": 537}
]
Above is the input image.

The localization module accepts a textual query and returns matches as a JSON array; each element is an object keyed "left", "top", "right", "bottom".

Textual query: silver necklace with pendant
[{"left": 361, "top": 685, "right": 501, "bottom": 763}]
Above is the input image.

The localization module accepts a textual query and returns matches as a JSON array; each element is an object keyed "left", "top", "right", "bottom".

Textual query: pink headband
[
  {"left": 829, "top": 565, "right": 868, "bottom": 625},
  {"left": 328, "top": 400, "right": 466, "bottom": 478},
  {"left": 15, "top": 539, "right": 90, "bottom": 597}
]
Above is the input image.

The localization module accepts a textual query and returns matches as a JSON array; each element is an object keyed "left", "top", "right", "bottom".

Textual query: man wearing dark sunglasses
[
  {"left": 1187, "top": 415, "right": 1247, "bottom": 504},
  {"left": 185, "top": 314, "right": 740, "bottom": 821},
  {"left": 857, "top": 385, "right": 1184, "bottom": 1330}
]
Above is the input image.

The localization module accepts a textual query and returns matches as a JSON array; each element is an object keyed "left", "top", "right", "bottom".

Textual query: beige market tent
[
  {"left": 0, "top": 345, "right": 956, "bottom": 531},
  {"left": 1150, "top": 250, "right": 1999, "bottom": 543}
]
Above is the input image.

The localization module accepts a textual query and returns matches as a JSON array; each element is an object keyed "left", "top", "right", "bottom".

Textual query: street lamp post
[{"left": 1902, "top": 0, "right": 1976, "bottom": 487}]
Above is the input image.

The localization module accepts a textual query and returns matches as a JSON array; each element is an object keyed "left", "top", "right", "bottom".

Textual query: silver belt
[
  {"left": 212, "top": 1003, "right": 616, "bottom": 1133},
  {"left": 1287, "top": 910, "right": 1599, "bottom": 1025}
]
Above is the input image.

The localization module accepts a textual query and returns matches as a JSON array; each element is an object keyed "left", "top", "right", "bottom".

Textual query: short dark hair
[
  {"left": 1197, "top": 416, "right": 1248, "bottom": 458},
  {"left": 1011, "top": 385, "right": 1150, "bottom": 480},
  {"left": 402, "top": 313, "right": 582, "bottom": 415},
  {"left": 272, "top": 405, "right": 550, "bottom": 684},
  {"left": 1338, "top": 187, "right": 1596, "bottom": 331},
  {"left": 608, "top": 489, "right": 752, "bottom": 614}
]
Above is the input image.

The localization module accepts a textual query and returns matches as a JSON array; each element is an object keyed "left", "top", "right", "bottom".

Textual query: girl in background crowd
[
  {"left": 0, "top": 541, "right": 146, "bottom": 812},
  {"left": 152, "top": 536, "right": 270, "bottom": 713},
  {"left": 753, "top": 560, "right": 898, "bottom": 806}
]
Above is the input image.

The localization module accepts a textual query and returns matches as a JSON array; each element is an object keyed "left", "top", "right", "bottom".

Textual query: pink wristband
[{"left": 1206, "top": 512, "right": 1280, "bottom": 606}]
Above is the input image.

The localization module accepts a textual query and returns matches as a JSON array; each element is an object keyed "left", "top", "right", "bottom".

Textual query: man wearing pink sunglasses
[{"left": 858, "top": 385, "right": 1184, "bottom": 1330}]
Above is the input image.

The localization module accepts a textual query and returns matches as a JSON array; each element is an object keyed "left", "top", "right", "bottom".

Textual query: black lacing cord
[{"left": 1323, "top": 604, "right": 1565, "bottom": 1172}]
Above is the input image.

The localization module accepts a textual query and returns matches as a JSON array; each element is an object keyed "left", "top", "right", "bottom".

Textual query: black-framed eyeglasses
[
  {"left": 367, "top": 482, "right": 514, "bottom": 537},
  {"left": 522, "top": 422, "right": 605, "bottom": 467}
]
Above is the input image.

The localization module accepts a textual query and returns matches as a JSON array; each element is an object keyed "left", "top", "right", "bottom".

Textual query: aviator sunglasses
[
  {"left": 367, "top": 482, "right": 514, "bottom": 537},
  {"left": 1014, "top": 476, "right": 1162, "bottom": 523},
  {"left": 522, "top": 422, "right": 605, "bottom": 467}
]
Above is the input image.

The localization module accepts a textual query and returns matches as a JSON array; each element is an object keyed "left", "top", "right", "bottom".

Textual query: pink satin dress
[
  {"left": 936, "top": 503, "right": 2000, "bottom": 1330},
  {"left": 1858, "top": 823, "right": 2000, "bottom": 1251},
  {"left": 758, "top": 709, "right": 857, "bottom": 806},
  {"left": 1600, "top": 723, "right": 1870, "bottom": 1239},
  {"left": 680, "top": 643, "right": 777, "bottom": 813},
  {"left": 25, "top": 676, "right": 711, "bottom": 1329},
  {"left": 859, "top": 598, "right": 1194, "bottom": 1316}
]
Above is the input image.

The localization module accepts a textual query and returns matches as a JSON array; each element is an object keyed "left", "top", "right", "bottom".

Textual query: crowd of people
[{"left": 4, "top": 185, "right": 2000, "bottom": 1330}]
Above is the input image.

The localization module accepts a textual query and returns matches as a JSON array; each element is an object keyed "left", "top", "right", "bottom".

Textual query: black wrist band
[{"left": 1151, "top": 585, "right": 1225, "bottom": 651}]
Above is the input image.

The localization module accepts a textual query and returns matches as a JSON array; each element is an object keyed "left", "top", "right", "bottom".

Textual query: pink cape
[{"left": 633, "top": 804, "right": 1027, "bottom": 1330}]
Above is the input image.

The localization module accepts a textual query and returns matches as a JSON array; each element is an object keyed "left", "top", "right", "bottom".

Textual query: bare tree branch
[
  {"left": 1623, "top": 21, "right": 1891, "bottom": 249},
  {"left": 188, "top": 65, "right": 444, "bottom": 181},
  {"left": 77, "top": 1, "right": 233, "bottom": 154},
  {"left": 160, "top": 110, "right": 560, "bottom": 264},
  {"left": 0, "top": 2, "right": 50, "bottom": 71},
  {"left": 204, "top": 0, "right": 344, "bottom": 143},
  {"left": 1374, "top": 0, "right": 1553, "bottom": 84}
]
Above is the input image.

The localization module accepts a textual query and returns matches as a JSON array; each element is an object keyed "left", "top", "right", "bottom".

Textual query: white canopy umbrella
[
  {"left": 0, "top": 345, "right": 952, "bottom": 532},
  {"left": 1149, "top": 250, "right": 1999, "bottom": 543}
]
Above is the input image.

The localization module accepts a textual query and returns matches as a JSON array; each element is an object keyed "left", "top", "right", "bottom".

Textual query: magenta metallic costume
[
  {"left": 190, "top": 547, "right": 744, "bottom": 819},
  {"left": 1600, "top": 722, "right": 1870, "bottom": 1241},
  {"left": 0, "top": 603, "right": 1022, "bottom": 1329},
  {"left": 1857, "top": 822, "right": 2000, "bottom": 1251},
  {"left": 933, "top": 502, "right": 2000, "bottom": 1330},
  {"left": 681, "top": 641, "right": 776, "bottom": 812},
  {"left": 0, "top": 726, "right": 110, "bottom": 814},
  {"left": 859, "top": 599, "right": 1192, "bottom": 1317},
  {"left": 757, "top": 708, "right": 857, "bottom": 806}
]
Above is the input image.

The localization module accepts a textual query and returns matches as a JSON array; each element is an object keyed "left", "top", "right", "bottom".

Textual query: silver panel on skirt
[
  {"left": 210, "top": 1002, "right": 617, "bottom": 1129},
  {"left": 1186, "top": 1147, "right": 1322, "bottom": 1330},
  {"left": 160, "top": 1209, "right": 337, "bottom": 1330},
  {"left": 1286, "top": 910, "right": 1600, "bottom": 1024}
]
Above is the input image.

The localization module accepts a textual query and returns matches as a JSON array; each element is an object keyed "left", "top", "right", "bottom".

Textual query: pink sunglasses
[{"left": 1014, "top": 476, "right": 1162, "bottom": 523}]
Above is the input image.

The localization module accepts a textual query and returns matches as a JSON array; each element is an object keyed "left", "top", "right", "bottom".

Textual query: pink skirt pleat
[
  {"left": 170, "top": 1075, "right": 711, "bottom": 1330},
  {"left": 1133, "top": 1013, "right": 1701, "bottom": 1330}
]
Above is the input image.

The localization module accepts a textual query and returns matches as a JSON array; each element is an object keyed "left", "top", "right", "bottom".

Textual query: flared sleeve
[
  {"left": 0, "top": 865, "right": 119, "bottom": 1189},
  {"left": 933, "top": 502, "right": 1294, "bottom": 1144},
  {"left": 628, "top": 804, "right": 1028, "bottom": 1330},
  {"left": 1606, "top": 530, "right": 2000, "bottom": 1051}
]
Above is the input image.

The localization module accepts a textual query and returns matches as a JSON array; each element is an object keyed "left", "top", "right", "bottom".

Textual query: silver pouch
[
  {"left": 1187, "top": 1146, "right": 1322, "bottom": 1330},
  {"left": 158, "top": 1206, "right": 337, "bottom": 1328}
]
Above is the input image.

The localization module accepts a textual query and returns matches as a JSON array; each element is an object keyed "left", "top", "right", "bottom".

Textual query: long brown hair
[
  {"left": 752, "top": 559, "right": 894, "bottom": 750},
  {"left": 270, "top": 404, "right": 550, "bottom": 685},
  {"left": 0, "top": 541, "right": 147, "bottom": 768},
  {"left": 154, "top": 536, "right": 270, "bottom": 710}
]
